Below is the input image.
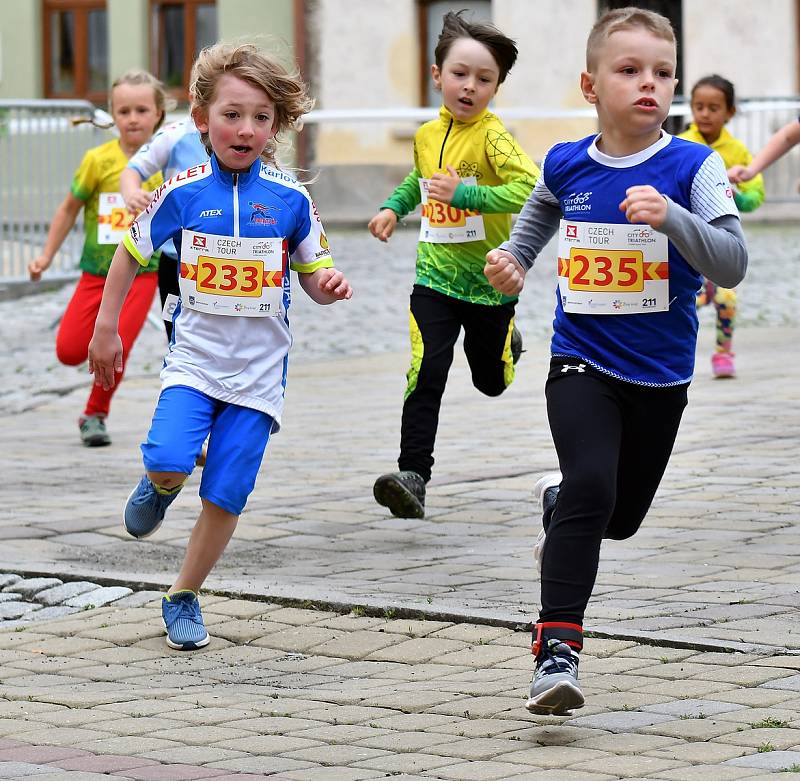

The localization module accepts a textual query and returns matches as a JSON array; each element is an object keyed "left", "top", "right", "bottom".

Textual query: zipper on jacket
[
  {"left": 438, "top": 117, "right": 453, "bottom": 169},
  {"left": 232, "top": 173, "right": 240, "bottom": 238}
]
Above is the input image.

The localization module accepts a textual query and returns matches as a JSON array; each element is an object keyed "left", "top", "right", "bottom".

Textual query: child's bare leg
[{"left": 170, "top": 498, "right": 238, "bottom": 594}]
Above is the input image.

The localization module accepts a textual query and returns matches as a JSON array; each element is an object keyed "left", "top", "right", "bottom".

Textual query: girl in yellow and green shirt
[
  {"left": 29, "top": 71, "right": 168, "bottom": 446},
  {"left": 679, "top": 74, "right": 764, "bottom": 378}
]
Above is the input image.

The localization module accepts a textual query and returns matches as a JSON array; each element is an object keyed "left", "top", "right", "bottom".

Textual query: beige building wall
[
  {"left": 108, "top": 0, "right": 149, "bottom": 80},
  {"left": 310, "top": 0, "right": 600, "bottom": 169},
  {"left": 218, "top": 0, "right": 294, "bottom": 59},
  {"left": 684, "top": 0, "right": 797, "bottom": 97},
  {"left": 0, "top": 1, "right": 42, "bottom": 98}
]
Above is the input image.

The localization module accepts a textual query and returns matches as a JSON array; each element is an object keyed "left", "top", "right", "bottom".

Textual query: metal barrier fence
[
  {"left": 2, "top": 97, "right": 800, "bottom": 281},
  {"left": 0, "top": 99, "right": 107, "bottom": 281}
]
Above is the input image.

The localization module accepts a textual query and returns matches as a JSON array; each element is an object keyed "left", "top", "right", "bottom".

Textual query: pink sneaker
[{"left": 711, "top": 351, "right": 736, "bottom": 379}]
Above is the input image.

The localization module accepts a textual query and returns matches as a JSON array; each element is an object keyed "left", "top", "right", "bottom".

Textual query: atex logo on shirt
[{"left": 199, "top": 209, "right": 222, "bottom": 218}]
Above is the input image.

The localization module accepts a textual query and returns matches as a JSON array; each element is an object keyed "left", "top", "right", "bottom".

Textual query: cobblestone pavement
[
  {"left": 1, "top": 222, "right": 800, "bottom": 776},
  {"left": 3, "top": 598, "right": 800, "bottom": 779}
]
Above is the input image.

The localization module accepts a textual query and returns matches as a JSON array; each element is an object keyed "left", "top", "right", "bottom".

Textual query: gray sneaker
[
  {"left": 373, "top": 470, "right": 426, "bottom": 518},
  {"left": 532, "top": 472, "right": 561, "bottom": 573},
  {"left": 79, "top": 415, "right": 111, "bottom": 447},
  {"left": 526, "top": 638, "right": 584, "bottom": 716}
]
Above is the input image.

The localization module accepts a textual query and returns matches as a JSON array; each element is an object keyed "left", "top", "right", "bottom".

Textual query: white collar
[{"left": 587, "top": 131, "right": 672, "bottom": 168}]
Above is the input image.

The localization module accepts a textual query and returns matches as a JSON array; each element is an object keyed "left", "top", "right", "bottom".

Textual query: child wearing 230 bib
[
  {"left": 89, "top": 43, "right": 352, "bottom": 651},
  {"left": 370, "top": 11, "right": 538, "bottom": 519},
  {"left": 485, "top": 7, "right": 747, "bottom": 715}
]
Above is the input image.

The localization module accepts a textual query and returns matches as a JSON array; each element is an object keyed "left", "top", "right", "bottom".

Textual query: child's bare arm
[
  {"left": 484, "top": 249, "right": 526, "bottom": 296},
  {"left": 729, "top": 119, "right": 800, "bottom": 182},
  {"left": 298, "top": 267, "right": 353, "bottom": 304},
  {"left": 368, "top": 209, "right": 398, "bottom": 242},
  {"left": 88, "top": 244, "right": 141, "bottom": 390},
  {"left": 120, "top": 167, "right": 153, "bottom": 213},
  {"left": 29, "top": 193, "right": 83, "bottom": 280}
]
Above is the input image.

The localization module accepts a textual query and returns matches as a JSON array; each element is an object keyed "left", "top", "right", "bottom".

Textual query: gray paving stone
[
  {"left": 0, "top": 595, "right": 21, "bottom": 604},
  {"left": 643, "top": 699, "right": 748, "bottom": 717},
  {"left": 0, "top": 576, "right": 21, "bottom": 590},
  {"left": 35, "top": 582, "right": 101, "bottom": 606},
  {"left": 0, "top": 763, "right": 52, "bottom": 777},
  {"left": 725, "top": 749, "right": 800, "bottom": 770},
  {"left": 64, "top": 587, "right": 133, "bottom": 609},
  {"left": 18, "top": 605, "right": 80, "bottom": 622},
  {"left": 0, "top": 601, "right": 42, "bottom": 621},
  {"left": 3, "top": 578, "right": 61, "bottom": 598},
  {"left": 568, "top": 711, "right": 678, "bottom": 732}
]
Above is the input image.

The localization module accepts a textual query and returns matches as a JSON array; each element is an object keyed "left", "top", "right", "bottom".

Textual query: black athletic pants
[
  {"left": 539, "top": 357, "right": 689, "bottom": 626},
  {"left": 158, "top": 254, "right": 180, "bottom": 341},
  {"left": 398, "top": 285, "right": 516, "bottom": 483}
]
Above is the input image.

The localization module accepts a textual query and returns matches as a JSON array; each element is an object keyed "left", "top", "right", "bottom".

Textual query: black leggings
[
  {"left": 398, "top": 285, "right": 516, "bottom": 482},
  {"left": 540, "top": 357, "right": 688, "bottom": 626},
  {"left": 158, "top": 254, "right": 180, "bottom": 341}
]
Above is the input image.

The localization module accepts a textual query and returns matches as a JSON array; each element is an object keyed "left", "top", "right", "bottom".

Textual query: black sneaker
[
  {"left": 511, "top": 326, "right": 525, "bottom": 365},
  {"left": 373, "top": 471, "right": 426, "bottom": 519},
  {"left": 526, "top": 638, "right": 584, "bottom": 716}
]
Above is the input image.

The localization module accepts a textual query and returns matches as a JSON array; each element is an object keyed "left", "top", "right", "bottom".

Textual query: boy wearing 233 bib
[
  {"left": 370, "top": 10, "right": 538, "bottom": 519},
  {"left": 485, "top": 7, "right": 747, "bottom": 716}
]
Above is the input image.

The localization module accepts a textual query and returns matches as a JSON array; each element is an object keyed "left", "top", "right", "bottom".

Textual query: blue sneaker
[
  {"left": 123, "top": 475, "right": 181, "bottom": 539},
  {"left": 162, "top": 590, "right": 210, "bottom": 650}
]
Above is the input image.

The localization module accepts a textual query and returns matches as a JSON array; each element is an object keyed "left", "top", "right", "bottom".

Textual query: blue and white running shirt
[
  {"left": 123, "top": 154, "right": 333, "bottom": 426},
  {"left": 127, "top": 117, "right": 208, "bottom": 260},
  {"left": 537, "top": 133, "right": 738, "bottom": 386}
]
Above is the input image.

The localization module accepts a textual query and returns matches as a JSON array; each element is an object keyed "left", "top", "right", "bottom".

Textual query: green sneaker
[{"left": 79, "top": 415, "right": 111, "bottom": 447}]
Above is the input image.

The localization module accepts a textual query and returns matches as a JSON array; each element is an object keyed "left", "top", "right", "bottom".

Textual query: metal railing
[
  {"left": 0, "top": 100, "right": 107, "bottom": 282},
  {"left": 2, "top": 97, "right": 800, "bottom": 282}
]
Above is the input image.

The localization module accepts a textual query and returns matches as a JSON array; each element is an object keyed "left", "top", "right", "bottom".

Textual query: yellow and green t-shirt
[
  {"left": 71, "top": 138, "right": 163, "bottom": 275},
  {"left": 678, "top": 123, "right": 765, "bottom": 213},
  {"left": 382, "top": 105, "right": 539, "bottom": 305}
]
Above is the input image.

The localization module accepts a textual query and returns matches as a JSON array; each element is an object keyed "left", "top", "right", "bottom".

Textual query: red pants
[{"left": 56, "top": 271, "right": 157, "bottom": 419}]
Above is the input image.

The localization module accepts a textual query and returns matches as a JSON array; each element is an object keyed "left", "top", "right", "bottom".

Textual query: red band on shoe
[{"left": 531, "top": 621, "right": 583, "bottom": 657}]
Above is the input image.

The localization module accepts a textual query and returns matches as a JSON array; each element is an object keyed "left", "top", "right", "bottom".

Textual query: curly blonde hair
[{"left": 190, "top": 42, "right": 313, "bottom": 166}]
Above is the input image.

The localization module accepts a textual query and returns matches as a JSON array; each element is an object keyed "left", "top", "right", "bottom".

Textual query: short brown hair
[
  {"left": 434, "top": 10, "right": 518, "bottom": 85},
  {"left": 190, "top": 42, "right": 313, "bottom": 166},
  {"left": 586, "top": 7, "right": 676, "bottom": 71}
]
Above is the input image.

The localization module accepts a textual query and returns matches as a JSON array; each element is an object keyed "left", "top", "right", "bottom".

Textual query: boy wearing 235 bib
[
  {"left": 485, "top": 7, "right": 747, "bottom": 715},
  {"left": 370, "top": 11, "right": 538, "bottom": 519}
]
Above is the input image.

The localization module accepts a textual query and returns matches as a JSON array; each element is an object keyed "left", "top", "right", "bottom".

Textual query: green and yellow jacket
[{"left": 382, "top": 105, "right": 539, "bottom": 305}]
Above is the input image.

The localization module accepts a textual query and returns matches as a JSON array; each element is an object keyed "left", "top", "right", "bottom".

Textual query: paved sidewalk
[
  {"left": 3, "top": 598, "right": 800, "bottom": 779},
  {"left": 1, "top": 225, "right": 800, "bottom": 776}
]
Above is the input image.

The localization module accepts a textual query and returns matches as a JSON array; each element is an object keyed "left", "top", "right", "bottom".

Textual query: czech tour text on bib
[
  {"left": 179, "top": 230, "right": 286, "bottom": 317},
  {"left": 557, "top": 220, "right": 669, "bottom": 315}
]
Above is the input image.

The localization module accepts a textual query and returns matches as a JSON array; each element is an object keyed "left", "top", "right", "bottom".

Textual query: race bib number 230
[{"left": 557, "top": 220, "right": 669, "bottom": 315}]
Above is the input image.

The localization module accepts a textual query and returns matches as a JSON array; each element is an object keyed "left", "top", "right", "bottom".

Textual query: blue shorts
[{"left": 141, "top": 385, "right": 273, "bottom": 515}]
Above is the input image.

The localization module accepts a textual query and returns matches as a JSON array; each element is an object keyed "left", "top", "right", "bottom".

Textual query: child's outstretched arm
[
  {"left": 120, "top": 168, "right": 153, "bottom": 214},
  {"left": 484, "top": 178, "right": 562, "bottom": 295},
  {"left": 729, "top": 119, "right": 800, "bottom": 182},
  {"left": 620, "top": 185, "right": 747, "bottom": 289},
  {"left": 369, "top": 166, "right": 424, "bottom": 242},
  {"left": 87, "top": 244, "right": 140, "bottom": 390},
  {"left": 28, "top": 194, "right": 83, "bottom": 281},
  {"left": 368, "top": 209, "right": 398, "bottom": 242},
  {"left": 298, "top": 267, "right": 353, "bottom": 304}
]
